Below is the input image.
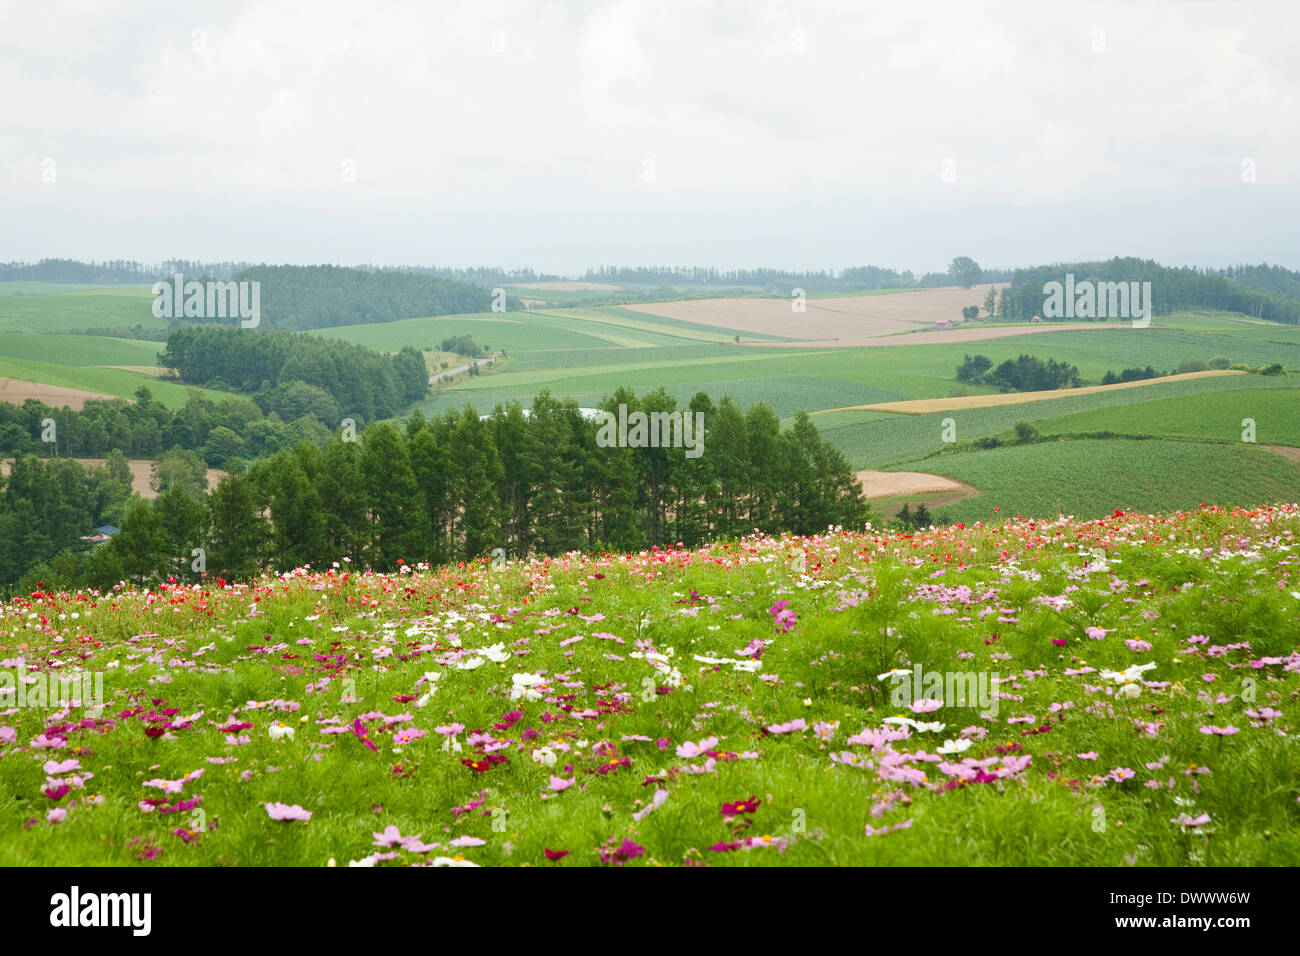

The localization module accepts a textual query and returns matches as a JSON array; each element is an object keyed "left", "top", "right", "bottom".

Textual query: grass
[
  {"left": 0, "top": 288, "right": 163, "bottom": 333},
  {"left": 2, "top": 504, "right": 1296, "bottom": 866}
]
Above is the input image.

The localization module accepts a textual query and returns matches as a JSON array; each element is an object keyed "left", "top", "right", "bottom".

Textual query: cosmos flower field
[{"left": 3, "top": 505, "right": 1298, "bottom": 867}]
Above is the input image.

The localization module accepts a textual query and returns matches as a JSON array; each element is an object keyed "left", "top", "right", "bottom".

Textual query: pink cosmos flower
[
  {"left": 265, "top": 802, "right": 312, "bottom": 822},
  {"left": 1171, "top": 812, "right": 1211, "bottom": 828},
  {"left": 1198, "top": 724, "right": 1239, "bottom": 736},
  {"left": 373, "top": 824, "right": 413, "bottom": 848},
  {"left": 864, "top": 818, "right": 913, "bottom": 837},
  {"left": 765, "top": 719, "right": 807, "bottom": 735},
  {"left": 548, "top": 775, "right": 575, "bottom": 792},
  {"left": 676, "top": 736, "right": 718, "bottom": 758},
  {"left": 47, "top": 808, "right": 67, "bottom": 824},
  {"left": 909, "top": 699, "right": 943, "bottom": 714}
]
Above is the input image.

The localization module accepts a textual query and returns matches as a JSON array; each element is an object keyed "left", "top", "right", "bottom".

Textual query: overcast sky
[{"left": 2, "top": 0, "right": 1298, "bottom": 276}]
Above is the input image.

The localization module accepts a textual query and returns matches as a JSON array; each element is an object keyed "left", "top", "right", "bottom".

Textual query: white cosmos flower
[
  {"left": 482, "top": 644, "right": 511, "bottom": 663},
  {"left": 1118, "top": 682, "right": 1142, "bottom": 699},
  {"left": 937, "top": 738, "right": 971, "bottom": 754},
  {"left": 914, "top": 721, "right": 946, "bottom": 734},
  {"left": 732, "top": 659, "right": 762, "bottom": 673},
  {"left": 441, "top": 736, "right": 463, "bottom": 753},
  {"left": 455, "top": 656, "right": 485, "bottom": 671},
  {"left": 882, "top": 716, "right": 919, "bottom": 729},
  {"left": 431, "top": 857, "right": 480, "bottom": 867},
  {"left": 510, "top": 672, "right": 548, "bottom": 701},
  {"left": 268, "top": 722, "right": 295, "bottom": 741},
  {"left": 531, "top": 746, "right": 557, "bottom": 767},
  {"left": 878, "top": 668, "right": 912, "bottom": 680},
  {"left": 422, "top": 670, "right": 442, "bottom": 684}
]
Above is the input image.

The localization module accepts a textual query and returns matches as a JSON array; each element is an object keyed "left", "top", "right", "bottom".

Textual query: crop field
[
  {"left": 3, "top": 505, "right": 1296, "bottom": 867},
  {"left": 824, "top": 370, "right": 1243, "bottom": 415},
  {"left": 890, "top": 440, "right": 1300, "bottom": 523},
  {"left": 623, "top": 285, "right": 1004, "bottom": 340},
  {"left": 0, "top": 377, "right": 119, "bottom": 411},
  {"left": 1037, "top": 389, "right": 1300, "bottom": 448},
  {"left": 0, "top": 288, "right": 161, "bottom": 333}
]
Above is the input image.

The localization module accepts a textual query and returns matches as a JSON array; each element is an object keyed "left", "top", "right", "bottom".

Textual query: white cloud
[{"left": 2, "top": 0, "right": 1298, "bottom": 270}]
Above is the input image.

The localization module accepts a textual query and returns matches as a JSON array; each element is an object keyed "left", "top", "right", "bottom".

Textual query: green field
[
  {"left": 890, "top": 439, "right": 1300, "bottom": 522},
  {"left": 1036, "top": 388, "right": 1300, "bottom": 447},
  {"left": 0, "top": 287, "right": 161, "bottom": 333}
]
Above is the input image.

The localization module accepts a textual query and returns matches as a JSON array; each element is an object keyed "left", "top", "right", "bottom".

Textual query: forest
[
  {"left": 159, "top": 325, "right": 429, "bottom": 422},
  {"left": 3, "top": 388, "right": 869, "bottom": 593},
  {"left": 993, "top": 257, "right": 1300, "bottom": 325},
  {"left": 229, "top": 264, "right": 524, "bottom": 330}
]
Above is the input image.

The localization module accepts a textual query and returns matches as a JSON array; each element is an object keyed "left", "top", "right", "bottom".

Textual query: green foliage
[
  {"left": 948, "top": 256, "right": 983, "bottom": 288},
  {"left": 161, "top": 325, "right": 428, "bottom": 422},
  {"left": 232, "top": 264, "right": 521, "bottom": 330}
]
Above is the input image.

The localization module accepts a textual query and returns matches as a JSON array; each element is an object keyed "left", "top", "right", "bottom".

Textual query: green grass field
[{"left": 0, "top": 288, "right": 162, "bottom": 333}]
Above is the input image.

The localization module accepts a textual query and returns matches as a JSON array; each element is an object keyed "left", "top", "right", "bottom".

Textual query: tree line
[
  {"left": 956, "top": 354, "right": 1083, "bottom": 391},
  {"left": 583, "top": 262, "right": 1016, "bottom": 292},
  {"left": 8, "top": 389, "right": 870, "bottom": 593},
  {"left": 0, "top": 387, "right": 332, "bottom": 468},
  {"left": 160, "top": 325, "right": 428, "bottom": 423},
  {"left": 993, "top": 257, "right": 1300, "bottom": 325},
  {"left": 226, "top": 265, "right": 524, "bottom": 331}
]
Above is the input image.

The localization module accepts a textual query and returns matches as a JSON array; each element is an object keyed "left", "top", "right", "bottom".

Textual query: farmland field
[
  {"left": 890, "top": 439, "right": 1300, "bottom": 523},
  {"left": 623, "top": 284, "right": 1005, "bottom": 340},
  {"left": 0, "top": 283, "right": 1297, "bottom": 525}
]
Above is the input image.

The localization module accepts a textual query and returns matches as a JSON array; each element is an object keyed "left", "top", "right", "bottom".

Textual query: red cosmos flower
[
  {"left": 721, "top": 796, "right": 761, "bottom": 817},
  {"left": 43, "top": 785, "right": 70, "bottom": 801},
  {"left": 544, "top": 848, "right": 570, "bottom": 861},
  {"left": 1051, "top": 638, "right": 1067, "bottom": 647},
  {"left": 708, "top": 840, "right": 743, "bottom": 852},
  {"left": 461, "top": 758, "right": 491, "bottom": 773},
  {"left": 392, "top": 695, "right": 416, "bottom": 703}
]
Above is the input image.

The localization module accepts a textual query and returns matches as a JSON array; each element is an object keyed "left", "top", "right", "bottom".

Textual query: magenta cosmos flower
[{"left": 768, "top": 600, "right": 797, "bottom": 633}]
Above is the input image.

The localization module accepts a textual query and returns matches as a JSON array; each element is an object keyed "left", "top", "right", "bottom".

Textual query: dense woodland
[
  {"left": 160, "top": 325, "right": 429, "bottom": 422},
  {"left": 229, "top": 265, "right": 523, "bottom": 330},
  {"left": 1, "top": 389, "right": 869, "bottom": 594},
  {"left": 996, "top": 257, "right": 1300, "bottom": 325}
]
